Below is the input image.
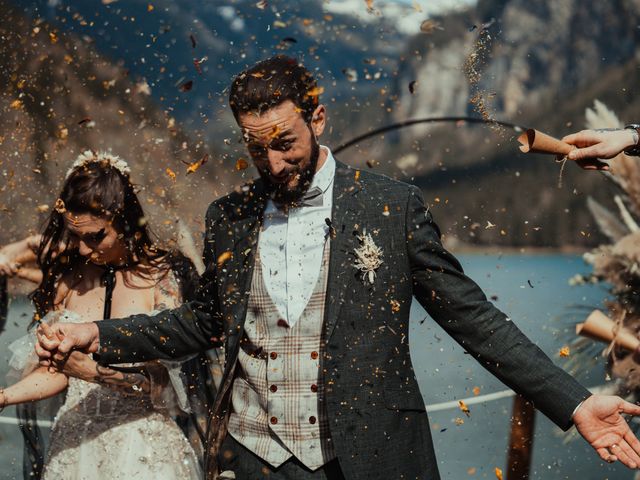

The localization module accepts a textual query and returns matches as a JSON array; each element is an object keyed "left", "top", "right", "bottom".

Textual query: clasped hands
[{"left": 36, "top": 321, "right": 101, "bottom": 374}]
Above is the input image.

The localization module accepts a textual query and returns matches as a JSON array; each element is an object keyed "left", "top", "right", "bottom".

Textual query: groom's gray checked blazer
[{"left": 96, "top": 161, "right": 591, "bottom": 479}]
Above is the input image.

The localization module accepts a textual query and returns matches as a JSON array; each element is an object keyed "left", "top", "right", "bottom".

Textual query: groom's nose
[{"left": 266, "top": 149, "right": 288, "bottom": 177}]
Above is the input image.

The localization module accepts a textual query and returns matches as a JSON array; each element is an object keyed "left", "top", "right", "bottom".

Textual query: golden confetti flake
[
  {"left": 390, "top": 299, "right": 400, "bottom": 313},
  {"left": 382, "top": 205, "right": 390, "bottom": 217},
  {"left": 235, "top": 158, "right": 249, "bottom": 171},
  {"left": 472, "top": 386, "right": 481, "bottom": 396},
  {"left": 354, "top": 170, "right": 361, "bottom": 181},
  {"left": 494, "top": 467, "right": 503, "bottom": 480},
  {"left": 305, "top": 86, "right": 324, "bottom": 98},
  {"left": 458, "top": 400, "right": 471, "bottom": 417},
  {"left": 36, "top": 204, "right": 49, "bottom": 213},
  {"left": 49, "top": 31, "right": 58, "bottom": 43},
  {"left": 165, "top": 167, "right": 176, "bottom": 182},
  {"left": 467, "top": 467, "right": 477, "bottom": 476},
  {"left": 454, "top": 417, "right": 465, "bottom": 426},
  {"left": 184, "top": 153, "right": 209, "bottom": 174},
  {"left": 147, "top": 3, "right": 154, "bottom": 11},
  {"left": 217, "top": 251, "right": 233, "bottom": 266},
  {"left": 251, "top": 72, "right": 265, "bottom": 78},
  {"left": 559, "top": 345, "right": 570, "bottom": 357},
  {"left": 10, "top": 99, "right": 23, "bottom": 110},
  {"left": 365, "top": 0, "right": 374, "bottom": 12},
  {"left": 269, "top": 125, "right": 281, "bottom": 139}
]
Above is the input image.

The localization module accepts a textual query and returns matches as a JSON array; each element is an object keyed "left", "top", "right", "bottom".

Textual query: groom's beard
[{"left": 262, "top": 139, "right": 320, "bottom": 205}]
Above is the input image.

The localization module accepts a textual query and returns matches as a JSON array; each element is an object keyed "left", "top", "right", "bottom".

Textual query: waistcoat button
[
  {"left": 270, "top": 351, "right": 278, "bottom": 360},
  {"left": 270, "top": 384, "right": 278, "bottom": 393},
  {"left": 310, "top": 351, "right": 318, "bottom": 360},
  {"left": 309, "top": 416, "right": 317, "bottom": 424},
  {"left": 270, "top": 416, "right": 278, "bottom": 425}
]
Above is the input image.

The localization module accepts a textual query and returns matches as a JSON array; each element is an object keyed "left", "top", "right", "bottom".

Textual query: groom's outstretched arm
[
  {"left": 37, "top": 204, "right": 224, "bottom": 366},
  {"left": 94, "top": 204, "right": 224, "bottom": 364},
  {"left": 405, "top": 185, "right": 591, "bottom": 431}
]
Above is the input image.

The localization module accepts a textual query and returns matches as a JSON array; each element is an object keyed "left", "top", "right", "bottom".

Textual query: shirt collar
[{"left": 311, "top": 145, "right": 335, "bottom": 196}]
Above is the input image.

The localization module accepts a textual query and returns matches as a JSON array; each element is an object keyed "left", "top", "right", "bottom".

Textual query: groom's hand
[
  {"left": 36, "top": 322, "right": 100, "bottom": 369},
  {"left": 573, "top": 394, "right": 640, "bottom": 469}
]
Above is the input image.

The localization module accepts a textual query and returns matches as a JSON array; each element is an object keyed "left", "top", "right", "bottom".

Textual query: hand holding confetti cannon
[{"left": 517, "top": 128, "right": 610, "bottom": 170}]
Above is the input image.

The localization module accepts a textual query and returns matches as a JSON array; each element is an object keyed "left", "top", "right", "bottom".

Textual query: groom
[{"left": 38, "top": 55, "right": 640, "bottom": 479}]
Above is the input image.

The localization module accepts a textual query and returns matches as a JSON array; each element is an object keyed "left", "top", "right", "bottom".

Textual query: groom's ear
[{"left": 310, "top": 105, "right": 326, "bottom": 138}]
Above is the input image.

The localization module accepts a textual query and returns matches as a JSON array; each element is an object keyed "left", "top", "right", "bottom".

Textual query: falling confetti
[
  {"left": 559, "top": 346, "right": 570, "bottom": 357},
  {"left": 179, "top": 80, "right": 193, "bottom": 92},
  {"left": 183, "top": 154, "right": 209, "bottom": 174},
  {"left": 235, "top": 158, "right": 249, "bottom": 171},
  {"left": 458, "top": 400, "right": 471, "bottom": 417},
  {"left": 165, "top": 168, "right": 176, "bottom": 182},
  {"left": 217, "top": 251, "right": 233, "bottom": 266},
  {"left": 494, "top": 467, "right": 503, "bottom": 480}
]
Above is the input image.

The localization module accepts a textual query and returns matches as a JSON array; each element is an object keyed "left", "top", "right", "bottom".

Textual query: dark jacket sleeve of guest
[
  {"left": 405, "top": 185, "right": 591, "bottom": 431},
  {"left": 95, "top": 204, "right": 223, "bottom": 364}
]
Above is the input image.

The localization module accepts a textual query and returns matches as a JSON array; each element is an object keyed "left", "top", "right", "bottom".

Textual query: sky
[{"left": 323, "top": 0, "right": 478, "bottom": 34}]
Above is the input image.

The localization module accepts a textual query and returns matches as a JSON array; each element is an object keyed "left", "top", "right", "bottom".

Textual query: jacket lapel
[
  {"left": 220, "top": 180, "right": 266, "bottom": 357},
  {"left": 323, "top": 161, "right": 362, "bottom": 342}
]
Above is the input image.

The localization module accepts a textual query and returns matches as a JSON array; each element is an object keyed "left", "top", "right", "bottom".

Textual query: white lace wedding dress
[{"left": 9, "top": 309, "right": 202, "bottom": 480}]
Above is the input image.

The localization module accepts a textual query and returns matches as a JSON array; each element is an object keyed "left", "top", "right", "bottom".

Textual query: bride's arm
[
  {"left": 0, "top": 366, "right": 68, "bottom": 407},
  {"left": 62, "top": 351, "right": 151, "bottom": 396}
]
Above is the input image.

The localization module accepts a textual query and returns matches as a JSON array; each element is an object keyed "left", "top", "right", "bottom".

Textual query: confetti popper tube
[
  {"left": 575, "top": 309, "right": 640, "bottom": 352},
  {"left": 517, "top": 129, "right": 575, "bottom": 156}
]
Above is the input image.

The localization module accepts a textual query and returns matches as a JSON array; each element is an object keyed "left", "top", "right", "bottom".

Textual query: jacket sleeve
[
  {"left": 96, "top": 204, "right": 223, "bottom": 364},
  {"left": 405, "top": 185, "right": 590, "bottom": 430}
]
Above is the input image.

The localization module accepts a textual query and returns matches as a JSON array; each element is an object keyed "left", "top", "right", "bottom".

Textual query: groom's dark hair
[{"left": 229, "top": 55, "right": 320, "bottom": 123}]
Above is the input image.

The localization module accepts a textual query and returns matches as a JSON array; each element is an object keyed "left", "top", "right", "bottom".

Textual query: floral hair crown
[{"left": 65, "top": 150, "right": 131, "bottom": 179}]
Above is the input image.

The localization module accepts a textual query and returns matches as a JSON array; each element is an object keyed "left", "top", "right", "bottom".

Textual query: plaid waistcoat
[{"left": 227, "top": 240, "right": 336, "bottom": 471}]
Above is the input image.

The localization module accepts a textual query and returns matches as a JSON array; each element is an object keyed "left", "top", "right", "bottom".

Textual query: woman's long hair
[{"left": 30, "top": 154, "right": 168, "bottom": 318}]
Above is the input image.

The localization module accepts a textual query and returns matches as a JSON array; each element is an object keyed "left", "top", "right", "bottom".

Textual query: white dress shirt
[{"left": 259, "top": 146, "right": 335, "bottom": 326}]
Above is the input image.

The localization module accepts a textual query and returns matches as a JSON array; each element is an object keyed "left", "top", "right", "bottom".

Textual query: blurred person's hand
[
  {"left": 563, "top": 129, "right": 639, "bottom": 168},
  {"left": 0, "top": 251, "right": 19, "bottom": 277}
]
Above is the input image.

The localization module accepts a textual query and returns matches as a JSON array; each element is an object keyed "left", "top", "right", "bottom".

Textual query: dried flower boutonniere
[{"left": 353, "top": 230, "right": 383, "bottom": 284}]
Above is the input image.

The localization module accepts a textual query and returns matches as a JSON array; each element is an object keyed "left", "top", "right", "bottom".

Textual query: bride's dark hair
[{"left": 31, "top": 156, "right": 172, "bottom": 318}]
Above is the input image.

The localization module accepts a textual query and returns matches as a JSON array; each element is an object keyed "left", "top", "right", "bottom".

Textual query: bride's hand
[{"left": 61, "top": 351, "right": 96, "bottom": 382}]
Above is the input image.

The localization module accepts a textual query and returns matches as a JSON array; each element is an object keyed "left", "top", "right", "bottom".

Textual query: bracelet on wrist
[{"left": 624, "top": 124, "right": 640, "bottom": 156}]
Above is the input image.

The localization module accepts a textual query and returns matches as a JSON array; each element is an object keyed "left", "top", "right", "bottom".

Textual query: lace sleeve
[{"left": 153, "top": 269, "right": 181, "bottom": 310}]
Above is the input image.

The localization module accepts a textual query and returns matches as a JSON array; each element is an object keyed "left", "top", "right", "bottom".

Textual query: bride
[{"left": 0, "top": 151, "right": 202, "bottom": 479}]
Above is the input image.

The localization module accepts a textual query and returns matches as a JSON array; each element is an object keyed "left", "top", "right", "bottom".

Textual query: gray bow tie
[
  {"left": 274, "top": 186, "right": 324, "bottom": 210},
  {"left": 299, "top": 186, "right": 324, "bottom": 208}
]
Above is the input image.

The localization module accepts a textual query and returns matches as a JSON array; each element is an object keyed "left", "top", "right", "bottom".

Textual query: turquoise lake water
[{"left": 0, "top": 254, "right": 632, "bottom": 479}]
